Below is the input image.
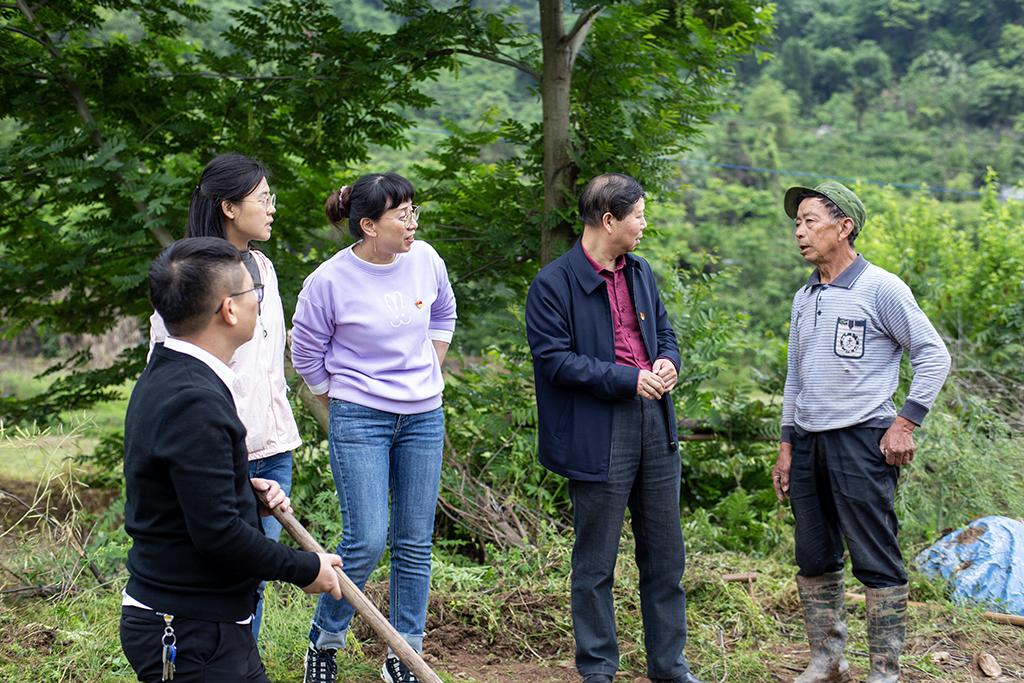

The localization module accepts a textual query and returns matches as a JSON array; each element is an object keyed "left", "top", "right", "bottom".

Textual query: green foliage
[
  {"left": 413, "top": 114, "right": 541, "bottom": 326},
  {"left": 684, "top": 487, "right": 791, "bottom": 554},
  {"left": 563, "top": 0, "right": 776, "bottom": 200},
  {"left": 860, "top": 174, "right": 1024, "bottom": 416},
  {"left": 0, "top": 0, "right": 526, "bottom": 426},
  {"left": 899, "top": 412, "right": 1024, "bottom": 548},
  {"left": 442, "top": 348, "right": 548, "bottom": 508},
  {"left": 659, "top": 250, "right": 752, "bottom": 418}
]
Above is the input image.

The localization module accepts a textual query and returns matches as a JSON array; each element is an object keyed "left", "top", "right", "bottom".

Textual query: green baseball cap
[{"left": 784, "top": 181, "right": 866, "bottom": 237}]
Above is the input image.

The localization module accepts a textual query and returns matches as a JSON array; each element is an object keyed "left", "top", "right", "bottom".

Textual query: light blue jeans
[
  {"left": 248, "top": 450, "right": 293, "bottom": 643},
  {"left": 309, "top": 399, "right": 444, "bottom": 653}
]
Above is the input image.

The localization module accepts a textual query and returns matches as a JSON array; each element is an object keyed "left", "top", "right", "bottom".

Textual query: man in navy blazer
[{"left": 526, "top": 174, "right": 703, "bottom": 683}]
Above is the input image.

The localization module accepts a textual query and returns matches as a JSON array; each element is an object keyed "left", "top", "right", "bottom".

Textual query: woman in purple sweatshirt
[{"left": 291, "top": 173, "right": 456, "bottom": 683}]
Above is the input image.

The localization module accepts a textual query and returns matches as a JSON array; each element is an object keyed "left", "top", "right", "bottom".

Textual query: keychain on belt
[{"left": 160, "top": 613, "right": 176, "bottom": 681}]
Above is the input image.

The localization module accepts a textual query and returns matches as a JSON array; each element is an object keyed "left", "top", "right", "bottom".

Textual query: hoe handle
[{"left": 255, "top": 489, "right": 443, "bottom": 683}]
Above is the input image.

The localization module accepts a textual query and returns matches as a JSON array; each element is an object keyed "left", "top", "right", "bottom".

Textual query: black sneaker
[
  {"left": 381, "top": 653, "right": 419, "bottom": 683},
  {"left": 303, "top": 644, "right": 338, "bottom": 683}
]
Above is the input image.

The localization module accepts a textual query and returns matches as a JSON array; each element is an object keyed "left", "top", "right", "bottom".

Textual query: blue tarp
[{"left": 914, "top": 515, "right": 1024, "bottom": 616}]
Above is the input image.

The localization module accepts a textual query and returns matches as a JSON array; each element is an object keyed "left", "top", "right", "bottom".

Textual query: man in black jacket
[
  {"left": 526, "top": 174, "right": 702, "bottom": 683},
  {"left": 121, "top": 237, "right": 342, "bottom": 683}
]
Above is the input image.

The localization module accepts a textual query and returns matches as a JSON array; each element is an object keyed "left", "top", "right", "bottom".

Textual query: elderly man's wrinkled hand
[
  {"left": 880, "top": 416, "right": 917, "bottom": 467},
  {"left": 772, "top": 443, "right": 793, "bottom": 503}
]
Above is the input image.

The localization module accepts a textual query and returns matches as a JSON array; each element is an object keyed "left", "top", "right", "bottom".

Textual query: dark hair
[
  {"left": 325, "top": 173, "right": 415, "bottom": 240},
  {"left": 186, "top": 154, "right": 267, "bottom": 240},
  {"left": 797, "top": 192, "right": 856, "bottom": 246},
  {"left": 149, "top": 237, "right": 245, "bottom": 337},
  {"left": 578, "top": 173, "right": 645, "bottom": 227}
]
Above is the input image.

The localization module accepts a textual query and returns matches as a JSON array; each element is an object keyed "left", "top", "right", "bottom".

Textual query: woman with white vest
[{"left": 148, "top": 153, "right": 301, "bottom": 644}]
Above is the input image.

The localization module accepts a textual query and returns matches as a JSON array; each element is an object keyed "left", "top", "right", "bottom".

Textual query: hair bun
[
  {"left": 338, "top": 185, "right": 351, "bottom": 218},
  {"left": 324, "top": 185, "right": 351, "bottom": 228}
]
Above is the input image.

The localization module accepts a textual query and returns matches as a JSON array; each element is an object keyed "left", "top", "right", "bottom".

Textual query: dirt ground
[
  {"left": 0, "top": 473, "right": 116, "bottom": 538},
  {"left": 407, "top": 627, "right": 1024, "bottom": 683},
  {"left": 345, "top": 627, "right": 1024, "bottom": 683},
  {"left": 350, "top": 583, "right": 1024, "bottom": 683}
]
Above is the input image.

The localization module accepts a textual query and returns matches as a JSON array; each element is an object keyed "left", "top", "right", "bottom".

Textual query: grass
[
  {"left": 3, "top": 356, "right": 1024, "bottom": 681},
  {"left": 0, "top": 419, "right": 102, "bottom": 484},
  {"left": 1, "top": 352, "right": 132, "bottom": 483},
  {"left": 3, "top": 536, "right": 1024, "bottom": 683}
]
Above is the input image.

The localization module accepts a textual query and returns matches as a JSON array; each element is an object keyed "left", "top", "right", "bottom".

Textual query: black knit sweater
[{"left": 123, "top": 344, "right": 319, "bottom": 621}]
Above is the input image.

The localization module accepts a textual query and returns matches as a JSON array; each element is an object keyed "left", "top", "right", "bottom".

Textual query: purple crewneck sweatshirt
[{"left": 291, "top": 241, "right": 457, "bottom": 414}]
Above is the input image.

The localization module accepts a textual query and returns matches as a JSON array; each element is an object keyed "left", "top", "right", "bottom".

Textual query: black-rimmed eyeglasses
[{"left": 214, "top": 284, "right": 264, "bottom": 314}]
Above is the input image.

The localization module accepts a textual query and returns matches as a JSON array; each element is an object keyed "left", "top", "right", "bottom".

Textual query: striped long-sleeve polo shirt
[{"left": 780, "top": 255, "right": 950, "bottom": 443}]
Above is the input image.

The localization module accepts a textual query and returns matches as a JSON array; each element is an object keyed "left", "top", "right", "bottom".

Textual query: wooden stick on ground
[
  {"left": 846, "top": 592, "right": 1024, "bottom": 628},
  {"left": 255, "top": 490, "right": 444, "bottom": 683},
  {"left": 722, "top": 572, "right": 758, "bottom": 597}
]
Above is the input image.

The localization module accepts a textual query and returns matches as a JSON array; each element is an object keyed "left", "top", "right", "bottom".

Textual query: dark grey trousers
[{"left": 567, "top": 395, "right": 692, "bottom": 680}]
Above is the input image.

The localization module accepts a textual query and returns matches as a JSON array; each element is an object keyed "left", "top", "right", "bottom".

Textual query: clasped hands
[{"left": 637, "top": 358, "right": 678, "bottom": 400}]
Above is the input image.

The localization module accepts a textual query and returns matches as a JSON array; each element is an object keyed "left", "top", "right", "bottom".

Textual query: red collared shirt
[{"left": 582, "top": 245, "right": 653, "bottom": 372}]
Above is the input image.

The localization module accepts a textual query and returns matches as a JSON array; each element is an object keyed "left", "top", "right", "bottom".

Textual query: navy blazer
[{"left": 526, "top": 238, "right": 681, "bottom": 481}]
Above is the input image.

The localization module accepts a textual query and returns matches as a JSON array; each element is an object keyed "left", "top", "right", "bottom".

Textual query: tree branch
[
  {"left": 0, "top": 67, "right": 54, "bottom": 79},
  {"left": 564, "top": 5, "right": 601, "bottom": 59},
  {"left": 13, "top": 0, "right": 174, "bottom": 248},
  {"left": 428, "top": 223, "right": 484, "bottom": 234},
  {"left": 450, "top": 49, "right": 539, "bottom": 79},
  {"left": 453, "top": 257, "right": 506, "bottom": 286},
  {"left": 2, "top": 23, "right": 49, "bottom": 45},
  {"left": 144, "top": 71, "right": 350, "bottom": 81}
]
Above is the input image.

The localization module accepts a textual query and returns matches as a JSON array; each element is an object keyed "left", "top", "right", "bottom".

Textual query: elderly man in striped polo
[{"left": 771, "top": 182, "right": 950, "bottom": 683}]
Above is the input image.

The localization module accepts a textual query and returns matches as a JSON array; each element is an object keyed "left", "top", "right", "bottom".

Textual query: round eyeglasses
[{"left": 390, "top": 205, "right": 420, "bottom": 228}]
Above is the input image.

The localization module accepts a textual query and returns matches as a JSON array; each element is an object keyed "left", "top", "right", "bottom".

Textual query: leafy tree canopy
[{"left": 0, "top": 0, "right": 774, "bottom": 424}]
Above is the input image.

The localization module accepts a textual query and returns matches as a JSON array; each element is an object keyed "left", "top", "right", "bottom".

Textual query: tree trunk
[{"left": 537, "top": 0, "right": 599, "bottom": 266}]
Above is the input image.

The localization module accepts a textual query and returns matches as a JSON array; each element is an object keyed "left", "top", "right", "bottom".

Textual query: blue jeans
[
  {"left": 567, "top": 396, "right": 692, "bottom": 680},
  {"left": 248, "top": 450, "right": 293, "bottom": 643},
  {"left": 790, "top": 427, "right": 906, "bottom": 588},
  {"left": 310, "top": 400, "right": 444, "bottom": 653}
]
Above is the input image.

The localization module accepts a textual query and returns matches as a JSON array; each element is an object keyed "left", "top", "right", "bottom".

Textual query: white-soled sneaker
[{"left": 381, "top": 653, "right": 419, "bottom": 683}]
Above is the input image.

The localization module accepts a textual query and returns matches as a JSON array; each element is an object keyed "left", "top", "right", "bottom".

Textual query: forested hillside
[{"left": 3, "top": 2, "right": 1024, "bottom": 680}]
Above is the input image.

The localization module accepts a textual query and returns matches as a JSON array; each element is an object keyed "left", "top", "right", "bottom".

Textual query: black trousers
[
  {"left": 789, "top": 427, "right": 907, "bottom": 589},
  {"left": 120, "top": 606, "right": 270, "bottom": 683}
]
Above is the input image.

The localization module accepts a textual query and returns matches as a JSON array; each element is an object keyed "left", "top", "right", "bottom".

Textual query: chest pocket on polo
[{"left": 834, "top": 317, "right": 866, "bottom": 358}]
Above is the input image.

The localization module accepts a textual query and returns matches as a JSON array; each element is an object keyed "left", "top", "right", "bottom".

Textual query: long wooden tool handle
[{"left": 255, "top": 489, "right": 443, "bottom": 683}]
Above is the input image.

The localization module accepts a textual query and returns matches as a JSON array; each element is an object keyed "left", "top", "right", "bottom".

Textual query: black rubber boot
[
  {"left": 793, "top": 572, "right": 852, "bottom": 683},
  {"left": 865, "top": 583, "right": 908, "bottom": 683}
]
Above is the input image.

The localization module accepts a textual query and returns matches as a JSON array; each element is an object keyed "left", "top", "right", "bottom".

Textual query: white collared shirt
[{"left": 163, "top": 337, "right": 236, "bottom": 396}]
